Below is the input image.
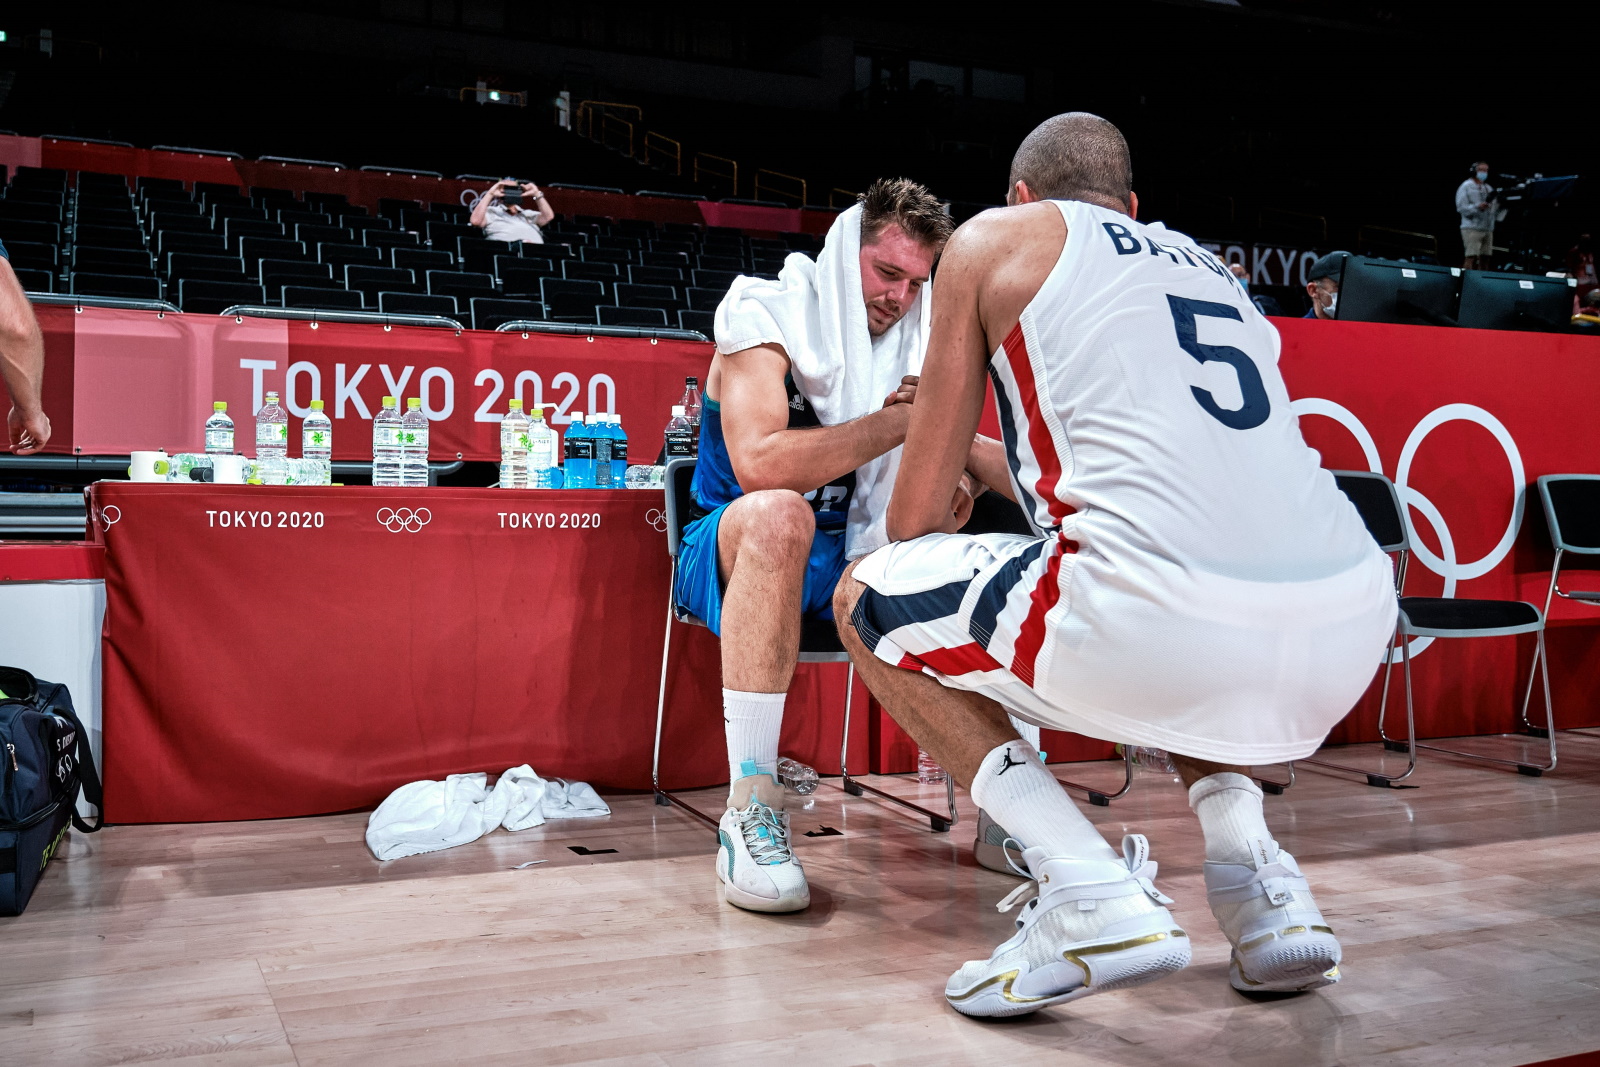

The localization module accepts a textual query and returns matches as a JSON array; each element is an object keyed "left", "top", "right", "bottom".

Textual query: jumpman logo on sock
[{"left": 997, "top": 748, "right": 1026, "bottom": 776}]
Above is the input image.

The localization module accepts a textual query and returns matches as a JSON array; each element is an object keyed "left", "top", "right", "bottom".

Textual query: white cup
[
  {"left": 127, "top": 451, "right": 171, "bottom": 482},
  {"left": 211, "top": 455, "right": 249, "bottom": 484}
]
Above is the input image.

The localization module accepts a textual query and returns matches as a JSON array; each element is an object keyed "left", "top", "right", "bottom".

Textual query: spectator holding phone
[{"left": 470, "top": 178, "right": 554, "bottom": 244}]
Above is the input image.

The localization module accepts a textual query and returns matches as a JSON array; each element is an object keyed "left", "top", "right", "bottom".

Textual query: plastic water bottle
[
  {"left": 256, "top": 390, "right": 288, "bottom": 459},
  {"left": 372, "top": 396, "right": 402, "bottom": 486},
  {"left": 592, "top": 412, "right": 614, "bottom": 488},
  {"left": 609, "top": 414, "right": 628, "bottom": 486},
  {"left": 529, "top": 406, "right": 558, "bottom": 488},
  {"left": 1131, "top": 746, "right": 1177, "bottom": 775},
  {"left": 680, "top": 376, "right": 703, "bottom": 434},
  {"left": 400, "top": 397, "right": 430, "bottom": 487},
  {"left": 205, "top": 402, "right": 234, "bottom": 454},
  {"left": 302, "top": 399, "right": 332, "bottom": 464},
  {"left": 664, "top": 404, "right": 695, "bottom": 458},
  {"left": 776, "top": 757, "right": 819, "bottom": 796},
  {"left": 564, "top": 412, "right": 593, "bottom": 488},
  {"left": 917, "top": 748, "right": 947, "bottom": 784},
  {"left": 500, "top": 398, "right": 530, "bottom": 489}
]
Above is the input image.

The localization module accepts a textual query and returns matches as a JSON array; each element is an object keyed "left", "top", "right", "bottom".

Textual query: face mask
[
  {"left": 1238, "top": 278, "right": 1249, "bottom": 291},
  {"left": 1322, "top": 292, "right": 1338, "bottom": 316},
  {"left": 1476, "top": 171, "right": 1488, "bottom": 181}
]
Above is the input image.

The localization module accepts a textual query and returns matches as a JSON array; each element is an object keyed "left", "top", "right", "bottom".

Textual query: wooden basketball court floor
[{"left": 4, "top": 738, "right": 1600, "bottom": 1066}]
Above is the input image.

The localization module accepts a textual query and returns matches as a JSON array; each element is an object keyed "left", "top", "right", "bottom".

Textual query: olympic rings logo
[
  {"left": 376, "top": 507, "right": 432, "bottom": 533},
  {"left": 645, "top": 508, "right": 668, "bottom": 533},
  {"left": 94, "top": 505, "right": 121, "bottom": 530},
  {"left": 1292, "top": 399, "right": 1525, "bottom": 660}
]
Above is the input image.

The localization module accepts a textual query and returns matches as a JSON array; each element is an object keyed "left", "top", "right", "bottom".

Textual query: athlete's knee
[
  {"left": 833, "top": 560, "right": 867, "bottom": 645},
  {"left": 732, "top": 490, "right": 814, "bottom": 558}
]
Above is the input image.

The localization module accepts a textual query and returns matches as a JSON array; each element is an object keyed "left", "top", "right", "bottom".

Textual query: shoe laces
[
  {"left": 995, "top": 834, "right": 1175, "bottom": 921},
  {"left": 737, "top": 801, "right": 794, "bottom": 866}
]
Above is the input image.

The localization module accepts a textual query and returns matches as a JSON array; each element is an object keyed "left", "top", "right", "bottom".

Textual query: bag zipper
[{"left": 0, "top": 799, "right": 60, "bottom": 833}]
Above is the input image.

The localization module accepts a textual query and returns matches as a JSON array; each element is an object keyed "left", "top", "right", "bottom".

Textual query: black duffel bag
[{"left": 1, "top": 665, "right": 102, "bottom": 916}]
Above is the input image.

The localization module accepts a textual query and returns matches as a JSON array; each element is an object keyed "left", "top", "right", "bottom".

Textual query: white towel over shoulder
[{"left": 713, "top": 203, "right": 932, "bottom": 559}]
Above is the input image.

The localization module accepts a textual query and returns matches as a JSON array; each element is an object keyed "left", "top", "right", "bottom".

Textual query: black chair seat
[
  {"left": 1399, "top": 597, "right": 1540, "bottom": 633},
  {"left": 800, "top": 615, "right": 845, "bottom": 656}
]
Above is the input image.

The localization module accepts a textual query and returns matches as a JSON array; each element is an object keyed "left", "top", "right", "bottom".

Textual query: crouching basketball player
[
  {"left": 678, "top": 179, "right": 958, "bottom": 913},
  {"left": 834, "top": 114, "right": 1397, "bottom": 1015}
]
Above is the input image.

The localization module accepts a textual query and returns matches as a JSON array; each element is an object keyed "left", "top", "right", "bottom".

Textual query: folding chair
[
  {"left": 650, "top": 458, "right": 957, "bottom": 834},
  {"left": 1309, "top": 470, "right": 1554, "bottom": 780},
  {"left": 1533, "top": 475, "right": 1600, "bottom": 739}
]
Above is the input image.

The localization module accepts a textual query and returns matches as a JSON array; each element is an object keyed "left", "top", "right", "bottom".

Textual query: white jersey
[{"left": 852, "top": 199, "right": 1396, "bottom": 764}]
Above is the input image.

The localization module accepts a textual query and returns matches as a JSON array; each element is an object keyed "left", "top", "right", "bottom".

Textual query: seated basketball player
[
  {"left": 679, "top": 179, "right": 960, "bottom": 913},
  {"left": 834, "top": 114, "right": 1397, "bottom": 1015}
]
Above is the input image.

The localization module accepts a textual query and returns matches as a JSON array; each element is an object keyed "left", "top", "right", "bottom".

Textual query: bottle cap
[
  {"left": 687, "top": 377, "right": 698, "bottom": 386},
  {"left": 671, "top": 405, "right": 685, "bottom": 417},
  {"left": 508, "top": 399, "right": 523, "bottom": 411},
  {"left": 266, "top": 391, "right": 279, "bottom": 401},
  {"left": 407, "top": 398, "right": 422, "bottom": 409},
  {"left": 382, "top": 396, "right": 396, "bottom": 407},
  {"left": 571, "top": 412, "right": 584, "bottom": 423},
  {"left": 213, "top": 401, "right": 227, "bottom": 412},
  {"left": 530, "top": 406, "right": 543, "bottom": 418},
  {"left": 309, "top": 399, "right": 324, "bottom": 411}
]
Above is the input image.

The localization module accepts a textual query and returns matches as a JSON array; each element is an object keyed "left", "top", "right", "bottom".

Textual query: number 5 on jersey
[{"left": 1166, "top": 295, "right": 1270, "bottom": 430}]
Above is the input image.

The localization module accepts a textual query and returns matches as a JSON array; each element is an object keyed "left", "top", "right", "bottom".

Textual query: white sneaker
[
  {"left": 716, "top": 772, "right": 809, "bottom": 913},
  {"left": 972, "top": 809, "right": 1026, "bottom": 876},
  {"left": 1205, "top": 838, "right": 1341, "bottom": 993},
  {"left": 945, "top": 835, "right": 1191, "bottom": 1019}
]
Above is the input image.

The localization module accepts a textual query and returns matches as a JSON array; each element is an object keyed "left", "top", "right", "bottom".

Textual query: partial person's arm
[
  {"left": 965, "top": 434, "right": 1015, "bottom": 503},
  {"left": 470, "top": 181, "right": 509, "bottom": 229},
  {"left": 887, "top": 223, "right": 995, "bottom": 541},
  {"left": 526, "top": 183, "right": 555, "bottom": 228},
  {"left": 0, "top": 258, "right": 49, "bottom": 454},
  {"left": 720, "top": 343, "right": 912, "bottom": 493}
]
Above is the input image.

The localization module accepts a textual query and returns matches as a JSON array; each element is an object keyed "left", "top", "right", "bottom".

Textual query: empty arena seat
[
  {"left": 211, "top": 203, "right": 269, "bottom": 224},
  {"left": 0, "top": 201, "right": 64, "bottom": 224},
  {"left": 77, "top": 206, "right": 140, "bottom": 228},
  {"left": 261, "top": 260, "right": 334, "bottom": 295},
  {"left": 469, "top": 297, "right": 545, "bottom": 331},
  {"left": 239, "top": 238, "right": 307, "bottom": 274},
  {"left": 563, "top": 260, "right": 620, "bottom": 282},
  {"left": 377, "top": 197, "right": 415, "bottom": 219},
  {"left": 303, "top": 192, "right": 349, "bottom": 214},
  {"left": 597, "top": 305, "right": 669, "bottom": 328},
  {"left": 615, "top": 283, "right": 681, "bottom": 312},
  {"left": 678, "top": 309, "right": 714, "bottom": 335},
  {"left": 157, "top": 230, "right": 226, "bottom": 258},
  {"left": 579, "top": 245, "right": 633, "bottom": 265},
  {"left": 379, "top": 291, "right": 457, "bottom": 317},
  {"left": 597, "top": 235, "right": 643, "bottom": 252},
  {"left": 179, "top": 278, "right": 266, "bottom": 313},
  {"left": 71, "top": 272, "right": 163, "bottom": 300},
  {"left": 685, "top": 286, "right": 727, "bottom": 311},
  {"left": 276, "top": 209, "right": 332, "bottom": 227},
  {"left": 426, "top": 220, "right": 477, "bottom": 248},
  {"left": 498, "top": 262, "right": 554, "bottom": 297},
  {"left": 148, "top": 212, "right": 213, "bottom": 235},
  {"left": 426, "top": 270, "right": 495, "bottom": 300},
  {"left": 296, "top": 224, "right": 355, "bottom": 248},
  {"left": 347, "top": 266, "right": 417, "bottom": 305},
  {"left": 697, "top": 253, "right": 745, "bottom": 272},
  {"left": 281, "top": 285, "right": 365, "bottom": 311},
  {"left": 224, "top": 219, "right": 285, "bottom": 249},
  {"left": 4, "top": 242, "right": 58, "bottom": 269},
  {"left": 74, "top": 224, "right": 146, "bottom": 250},
  {"left": 341, "top": 215, "right": 393, "bottom": 231},
  {"left": 12, "top": 267, "right": 54, "bottom": 292},
  {"left": 73, "top": 246, "right": 154, "bottom": 274},
  {"left": 393, "top": 248, "right": 454, "bottom": 273},
  {"left": 692, "top": 269, "right": 740, "bottom": 291},
  {"left": 628, "top": 264, "right": 685, "bottom": 287},
  {"left": 640, "top": 250, "right": 692, "bottom": 269},
  {"left": 650, "top": 237, "right": 696, "bottom": 253},
  {"left": 540, "top": 278, "right": 607, "bottom": 321},
  {"left": 166, "top": 252, "right": 247, "bottom": 280},
  {"left": 319, "top": 243, "right": 383, "bottom": 268},
  {"left": 457, "top": 236, "right": 521, "bottom": 273},
  {"left": 364, "top": 229, "right": 420, "bottom": 250}
]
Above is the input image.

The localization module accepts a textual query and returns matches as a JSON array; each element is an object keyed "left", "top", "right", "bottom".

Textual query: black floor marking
[
  {"left": 567, "top": 845, "right": 618, "bottom": 855},
  {"left": 803, "top": 826, "right": 844, "bottom": 838}
]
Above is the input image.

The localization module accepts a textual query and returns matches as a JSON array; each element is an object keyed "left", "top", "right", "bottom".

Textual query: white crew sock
[
  {"left": 724, "top": 688, "right": 786, "bottom": 784},
  {"left": 968, "top": 740, "right": 1117, "bottom": 863},
  {"left": 1188, "top": 772, "right": 1275, "bottom": 864},
  {"left": 1008, "top": 715, "right": 1042, "bottom": 755}
]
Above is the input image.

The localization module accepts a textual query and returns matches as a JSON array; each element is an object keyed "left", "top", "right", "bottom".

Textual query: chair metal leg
[
  {"left": 1415, "top": 629, "right": 1557, "bottom": 776},
  {"left": 1255, "top": 762, "right": 1296, "bottom": 794},
  {"left": 1301, "top": 624, "right": 1418, "bottom": 788},
  {"left": 838, "top": 664, "right": 958, "bottom": 832},
  {"left": 652, "top": 575, "right": 721, "bottom": 835},
  {"left": 1054, "top": 747, "right": 1134, "bottom": 806}
]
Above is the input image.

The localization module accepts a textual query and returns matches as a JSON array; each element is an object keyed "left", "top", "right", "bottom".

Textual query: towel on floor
[
  {"left": 365, "top": 764, "right": 611, "bottom": 861},
  {"left": 713, "top": 202, "right": 933, "bottom": 559}
]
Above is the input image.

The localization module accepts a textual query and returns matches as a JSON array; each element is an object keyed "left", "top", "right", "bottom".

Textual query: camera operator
[
  {"left": 470, "top": 179, "right": 555, "bottom": 244},
  {"left": 1456, "top": 162, "right": 1497, "bottom": 270}
]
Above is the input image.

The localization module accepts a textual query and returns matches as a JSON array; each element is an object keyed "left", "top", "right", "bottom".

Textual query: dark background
[{"left": 1, "top": 2, "right": 1592, "bottom": 282}]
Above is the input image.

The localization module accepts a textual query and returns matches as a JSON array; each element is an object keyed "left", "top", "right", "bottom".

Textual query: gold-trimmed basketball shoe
[
  {"left": 945, "top": 835, "right": 1190, "bottom": 1018},
  {"left": 715, "top": 770, "right": 809, "bottom": 913},
  {"left": 1204, "top": 838, "right": 1341, "bottom": 993}
]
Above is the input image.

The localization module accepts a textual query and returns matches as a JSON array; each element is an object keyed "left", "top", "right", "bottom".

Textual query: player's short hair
[
  {"left": 858, "top": 178, "right": 953, "bottom": 249},
  {"left": 1009, "top": 112, "right": 1133, "bottom": 209}
]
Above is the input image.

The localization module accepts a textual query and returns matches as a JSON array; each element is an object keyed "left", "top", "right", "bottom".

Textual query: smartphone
[{"left": 501, "top": 178, "right": 522, "bottom": 209}]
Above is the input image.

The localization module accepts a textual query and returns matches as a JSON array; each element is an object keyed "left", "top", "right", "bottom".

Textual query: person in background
[
  {"left": 1228, "top": 261, "right": 1285, "bottom": 316},
  {"left": 1566, "top": 234, "right": 1596, "bottom": 307},
  {"left": 470, "top": 179, "right": 555, "bottom": 244},
  {"left": 0, "top": 240, "right": 49, "bottom": 454},
  {"left": 1456, "top": 162, "right": 1497, "bottom": 270},
  {"left": 1572, "top": 288, "right": 1600, "bottom": 330},
  {"left": 1303, "top": 251, "right": 1349, "bottom": 319}
]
